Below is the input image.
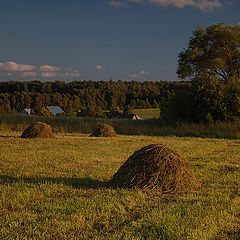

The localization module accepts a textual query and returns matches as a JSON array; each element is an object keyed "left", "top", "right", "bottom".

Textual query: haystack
[
  {"left": 90, "top": 124, "right": 117, "bottom": 137},
  {"left": 109, "top": 144, "right": 200, "bottom": 194},
  {"left": 21, "top": 122, "right": 54, "bottom": 138}
]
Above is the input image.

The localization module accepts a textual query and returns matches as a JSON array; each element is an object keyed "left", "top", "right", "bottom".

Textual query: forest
[
  {"left": 0, "top": 78, "right": 239, "bottom": 123},
  {"left": 0, "top": 80, "right": 171, "bottom": 117}
]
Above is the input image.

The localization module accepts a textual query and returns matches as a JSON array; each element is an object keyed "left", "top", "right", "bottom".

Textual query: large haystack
[
  {"left": 21, "top": 122, "right": 54, "bottom": 138},
  {"left": 109, "top": 144, "right": 200, "bottom": 194},
  {"left": 90, "top": 124, "right": 117, "bottom": 137}
]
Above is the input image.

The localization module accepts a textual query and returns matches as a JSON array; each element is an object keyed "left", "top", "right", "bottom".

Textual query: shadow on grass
[
  {"left": 0, "top": 135, "right": 19, "bottom": 138},
  {"left": 0, "top": 175, "right": 108, "bottom": 189},
  {"left": 214, "top": 228, "right": 240, "bottom": 240}
]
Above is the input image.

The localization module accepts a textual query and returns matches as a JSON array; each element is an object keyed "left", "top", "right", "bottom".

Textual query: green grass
[
  {"left": 0, "top": 132, "right": 240, "bottom": 239},
  {"left": 0, "top": 114, "right": 239, "bottom": 139},
  {"left": 132, "top": 108, "right": 160, "bottom": 119}
]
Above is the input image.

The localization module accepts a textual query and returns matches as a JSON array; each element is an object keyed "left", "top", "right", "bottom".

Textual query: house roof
[
  {"left": 21, "top": 108, "right": 31, "bottom": 115},
  {"left": 47, "top": 105, "right": 64, "bottom": 115},
  {"left": 121, "top": 113, "right": 144, "bottom": 120}
]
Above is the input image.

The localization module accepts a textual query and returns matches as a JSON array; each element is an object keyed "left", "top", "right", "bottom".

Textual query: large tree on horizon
[
  {"left": 177, "top": 23, "right": 240, "bottom": 81},
  {"left": 170, "top": 23, "right": 240, "bottom": 122}
]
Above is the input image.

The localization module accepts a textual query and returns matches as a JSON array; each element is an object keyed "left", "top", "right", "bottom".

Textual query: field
[
  {"left": 132, "top": 108, "right": 160, "bottom": 119},
  {"left": 0, "top": 131, "right": 239, "bottom": 239},
  {"left": 0, "top": 114, "right": 239, "bottom": 139}
]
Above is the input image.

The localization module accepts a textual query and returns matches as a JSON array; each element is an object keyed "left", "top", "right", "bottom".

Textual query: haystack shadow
[
  {"left": 0, "top": 175, "right": 107, "bottom": 189},
  {"left": 214, "top": 228, "right": 240, "bottom": 240},
  {"left": 0, "top": 135, "right": 19, "bottom": 138}
]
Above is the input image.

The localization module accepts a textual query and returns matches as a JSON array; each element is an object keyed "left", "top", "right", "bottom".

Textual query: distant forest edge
[
  {"left": 0, "top": 80, "right": 176, "bottom": 120},
  {"left": 0, "top": 79, "right": 239, "bottom": 124}
]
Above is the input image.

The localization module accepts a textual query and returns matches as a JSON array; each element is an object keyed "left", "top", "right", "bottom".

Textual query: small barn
[
  {"left": 121, "top": 113, "right": 144, "bottom": 120},
  {"left": 46, "top": 105, "right": 65, "bottom": 116},
  {"left": 20, "top": 108, "right": 31, "bottom": 116}
]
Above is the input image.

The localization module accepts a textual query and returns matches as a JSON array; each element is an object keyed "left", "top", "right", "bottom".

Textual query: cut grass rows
[{"left": 0, "top": 132, "right": 240, "bottom": 239}]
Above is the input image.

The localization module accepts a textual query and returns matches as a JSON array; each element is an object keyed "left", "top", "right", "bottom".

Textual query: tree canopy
[
  {"left": 177, "top": 23, "right": 240, "bottom": 81},
  {"left": 173, "top": 23, "right": 240, "bottom": 122}
]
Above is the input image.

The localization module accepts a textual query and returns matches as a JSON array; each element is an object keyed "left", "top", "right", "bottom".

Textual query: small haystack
[
  {"left": 109, "top": 144, "right": 200, "bottom": 194},
  {"left": 90, "top": 124, "right": 117, "bottom": 137},
  {"left": 21, "top": 122, "right": 54, "bottom": 138}
]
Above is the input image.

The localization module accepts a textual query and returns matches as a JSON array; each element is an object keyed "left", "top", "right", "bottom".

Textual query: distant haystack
[
  {"left": 21, "top": 122, "right": 54, "bottom": 138},
  {"left": 109, "top": 144, "right": 200, "bottom": 194},
  {"left": 90, "top": 124, "right": 117, "bottom": 137}
]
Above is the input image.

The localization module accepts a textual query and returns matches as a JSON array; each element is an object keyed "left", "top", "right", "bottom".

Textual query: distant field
[
  {"left": 0, "top": 132, "right": 239, "bottom": 239},
  {"left": 133, "top": 108, "right": 160, "bottom": 119},
  {"left": 1, "top": 114, "right": 239, "bottom": 139}
]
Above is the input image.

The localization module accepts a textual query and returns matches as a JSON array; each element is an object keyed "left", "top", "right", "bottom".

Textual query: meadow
[
  {"left": 132, "top": 108, "right": 160, "bottom": 119},
  {"left": 0, "top": 114, "right": 239, "bottom": 139},
  {"left": 0, "top": 131, "right": 239, "bottom": 239}
]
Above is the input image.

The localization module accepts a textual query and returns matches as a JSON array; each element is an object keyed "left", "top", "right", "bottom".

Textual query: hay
[
  {"left": 21, "top": 122, "right": 54, "bottom": 138},
  {"left": 109, "top": 144, "right": 200, "bottom": 194},
  {"left": 90, "top": 124, "right": 117, "bottom": 137}
]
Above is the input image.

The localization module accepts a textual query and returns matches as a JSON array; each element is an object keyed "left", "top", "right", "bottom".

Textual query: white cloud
[
  {"left": 130, "top": 69, "right": 150, "bottom": 78},
  {"left": 22, "top": 72, "right": 38, "bottom": 77},
  {"left": 65, "top": 71, "right": 80, "bottom": 77},
  {"left": 140, "top": 70, "right": 150, "bottom": 75},
  {"left": 39, "top": 65, "right": 61, "bottom": 72},
  {"left": 195, "top": 0, "right": 222, "bottom": 11},
  {"left": 148, "top": 0, "right": 222, "bottom": 10},
  {"left": 0, "top": 61, "right": 37, "bottom": 72},
  {"left": 0, "top": 61, "right": 81, "bottom": 79},
  {"left": 41, "top": 72, "right": 62, "bottom": 78},
  {"left": 109, "top": 1, "right": 128, "bottom": 8},
  {"left": 110, "top": 0, "right": 223, "bottom": 11},
  {"left": 96, "top": 64, "right": 104, "bottom": 70}
]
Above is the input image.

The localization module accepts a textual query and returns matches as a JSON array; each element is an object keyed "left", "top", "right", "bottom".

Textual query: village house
[
  {"left": 20, "top": 108, "right": 32, "bottom": 116},
  {"left": 46, "top": 105, "right": 65, "bottom": 116}
]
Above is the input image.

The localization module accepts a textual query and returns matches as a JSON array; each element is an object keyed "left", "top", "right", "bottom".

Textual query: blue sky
[{"left": 0, "top": 0, "right": 239, "bottom": 81}]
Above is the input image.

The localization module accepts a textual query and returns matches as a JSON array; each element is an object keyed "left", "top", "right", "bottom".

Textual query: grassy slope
[{"left": 0, "top": 132, "right": 240, "bottom": 240}]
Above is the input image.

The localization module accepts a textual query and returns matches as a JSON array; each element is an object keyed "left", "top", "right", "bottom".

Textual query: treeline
[
  {"left": 0, "top": 80, "right": 173, "bottom": 117},
  {"left": 165, "top": 77, "right": 240, "bottom": 123},
  {"left": 0, "top": 79, "right": 239, "bottom": 123}
]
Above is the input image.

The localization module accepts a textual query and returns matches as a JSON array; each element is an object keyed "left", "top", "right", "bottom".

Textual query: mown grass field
[{"left": 0, "top": 132, "right": 240, "bottom": 240}]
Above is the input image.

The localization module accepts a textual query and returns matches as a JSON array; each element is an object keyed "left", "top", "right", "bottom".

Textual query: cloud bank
[
  {"left": 0, "top": 61, "right": 80, "bottom": 80},
  {"left": 109, "top": 0, "right": 223, "bottom": 11},
  {"left": 0, "top": 61, "right": 37, "bottom": 72}
]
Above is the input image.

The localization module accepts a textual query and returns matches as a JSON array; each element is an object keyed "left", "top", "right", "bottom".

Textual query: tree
[
  {"left": 176, "top": 23, "right": 240, "bottom": 122},
  {"left": 161, "top": 82, "right": 195, "bottom": 123},
  {"left": 177, "top": 23, "right": 240, "bottom": 81},
  {"left": 191, "top": 77, "right": 227, "bottom": 122},
  {"left": 225, "top": 76, "right": 240, "bottom": 120}
]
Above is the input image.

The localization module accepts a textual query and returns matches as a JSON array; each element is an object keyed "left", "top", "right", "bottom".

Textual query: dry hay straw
[
  {"left": 109, "top": 144, "right": 201, "bottom": 194},
  {"left": 90, "top": 123, "right": 117, "bottom": 137},
  {"left": 20, "top": 122, "right": 54, "bottom": 138}
]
